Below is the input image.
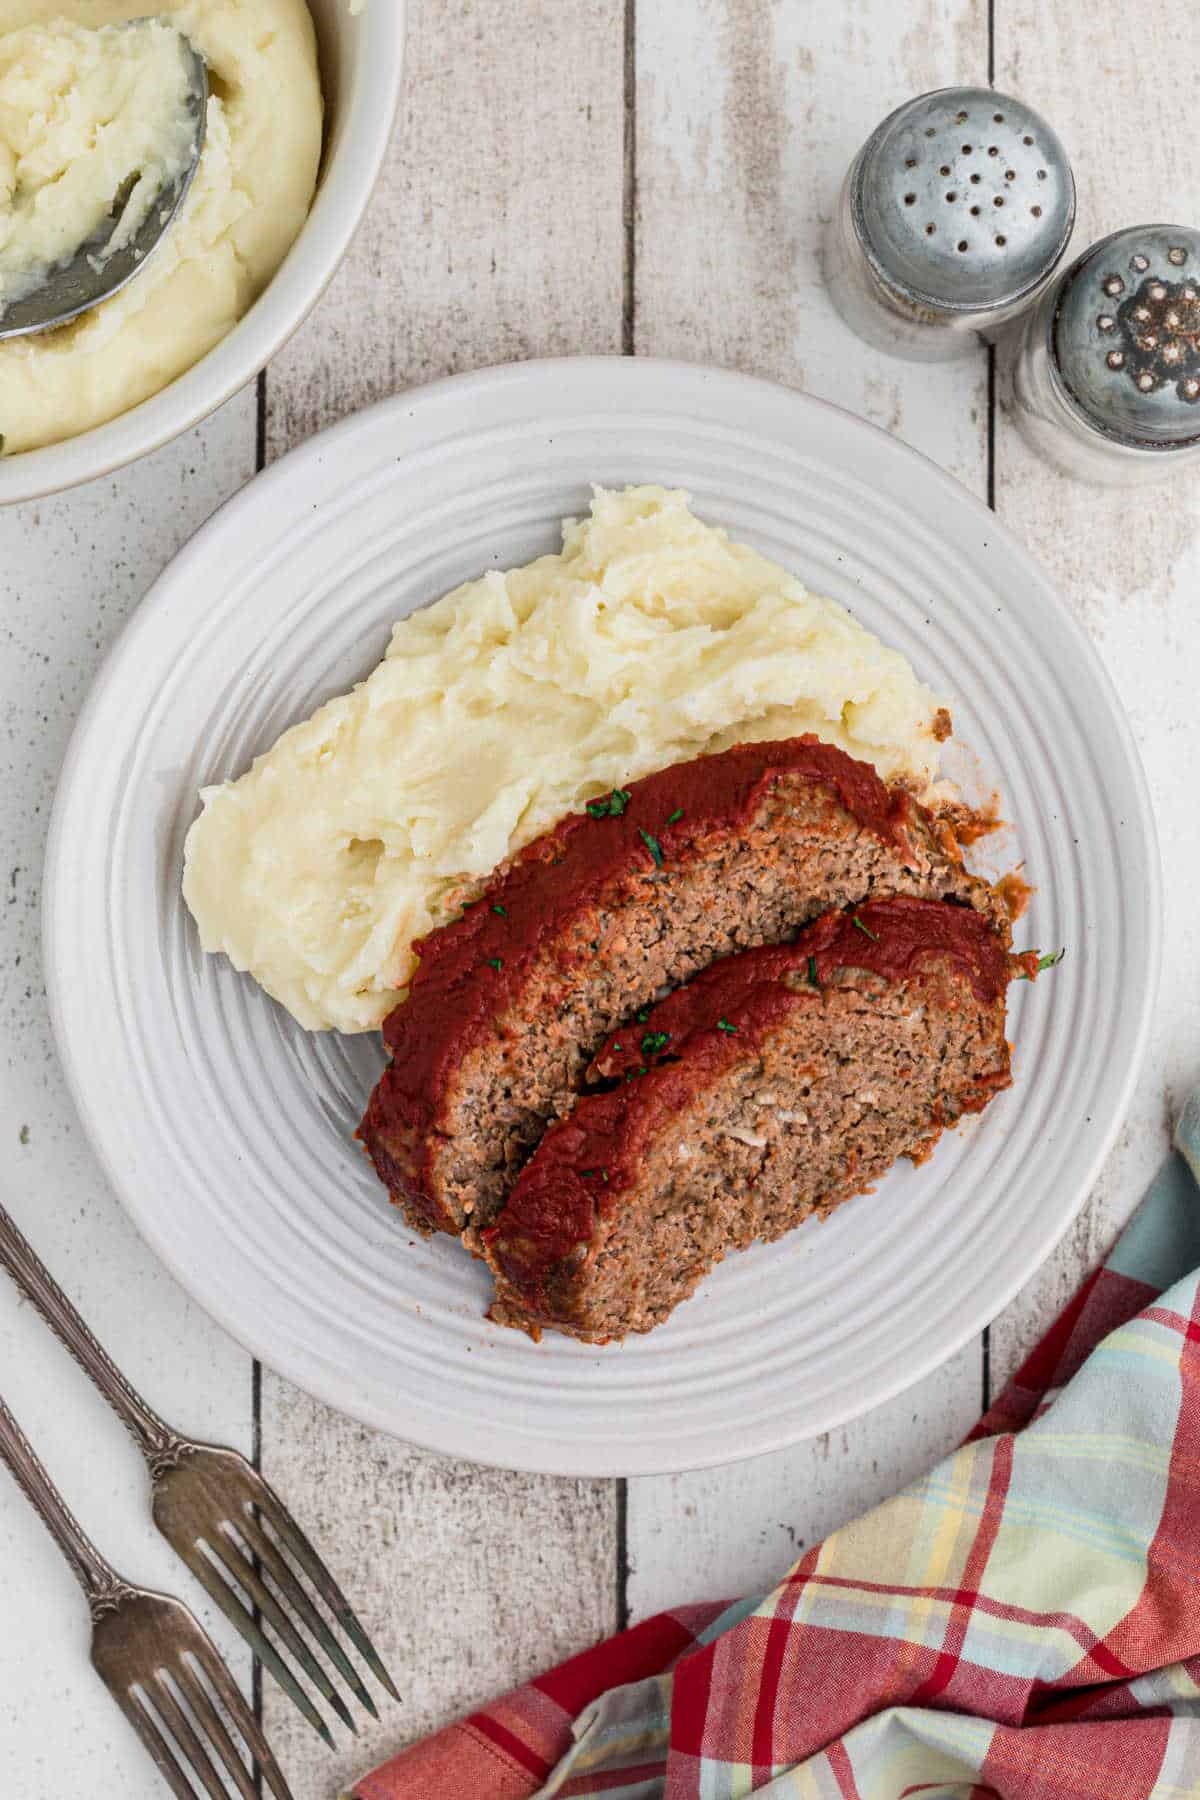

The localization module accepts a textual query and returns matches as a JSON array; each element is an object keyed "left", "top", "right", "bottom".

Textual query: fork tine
[
  {"left": 205, "top": 1527, "right": 357, "bottom": 1734},
  {"left": 256, "top": 1484, "right": 400, "bottom": 1701},
  {"left": 188, "top": 1638, "right": 295, "bottom": 1800},
  {"left": 150, "top": 1672, "right": 232, "bottom": 1800},
  {"left": 111, "top": 1688, "right": 198, "bottom": 1800},
  {"left": 237, "top": 1509, "right": 378, "bottom": 1718},
  {"left": 172, "top": 1658, "right": 259, "bottom": 1800},
  {"left": 177, "top": 1537, "right": 336, "bottom": 1746}
]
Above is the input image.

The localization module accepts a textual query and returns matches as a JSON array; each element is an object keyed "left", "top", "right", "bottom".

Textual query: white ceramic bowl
[{"left": 0, "top": 2, "right": 405, "bottom": 506}]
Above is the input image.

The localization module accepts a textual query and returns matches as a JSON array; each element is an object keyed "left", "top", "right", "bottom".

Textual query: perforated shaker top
[
  {"left": 853, "top": 87, "right": 1075, "bottom": 312},
  {"left": 1053, "top": 226, "right": 1200, "bottom": 446}
]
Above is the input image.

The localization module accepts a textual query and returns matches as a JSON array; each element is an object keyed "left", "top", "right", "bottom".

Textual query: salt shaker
[
  {"left": 1007, "top": 224, "right": 1200, "bottom": 484},
  {"left": 824, "top": 87, "right": 1076, "bottom": 361}
]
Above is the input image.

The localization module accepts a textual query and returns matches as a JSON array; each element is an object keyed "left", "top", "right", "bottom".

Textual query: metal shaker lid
[
  {"left": 1052, "top": 226, "right": 1200, "bottom": 446},
  {"left": 852, "top": 87, "right": 1075, "bottom": 313}
]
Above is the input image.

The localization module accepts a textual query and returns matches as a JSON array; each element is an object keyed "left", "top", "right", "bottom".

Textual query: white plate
[{"left": 44, "top": 359, "right": 1160, "bottom": 1476}]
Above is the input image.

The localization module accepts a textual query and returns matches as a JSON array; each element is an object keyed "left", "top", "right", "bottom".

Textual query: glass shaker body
[
  {"left": 1008, "top": 225, "right": 1200, "bottom": 486},
  {"left": 823, "top": 87, "right": 1075, "bottom": 364}
]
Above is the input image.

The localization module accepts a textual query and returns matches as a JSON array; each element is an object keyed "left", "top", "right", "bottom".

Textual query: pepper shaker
[
  {"left": 1007, "top": 224, "right": 1200, "bottom": 484},
  {"left": 824, "top": 87, "right": 1076, "bottom": 361}
]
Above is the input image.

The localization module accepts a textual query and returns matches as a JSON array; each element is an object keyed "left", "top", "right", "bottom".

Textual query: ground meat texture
[
  {"left": 482, "top": 898, "right": 1018, "bottom": 1343},
  {"left": 358, "top": 739, "right": 1008, "bottom": 1236}
]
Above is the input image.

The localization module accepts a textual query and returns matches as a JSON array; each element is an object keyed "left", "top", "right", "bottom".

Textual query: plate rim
[{"left": 43, "top": 355, "right": 1163, "bottom": 1474}]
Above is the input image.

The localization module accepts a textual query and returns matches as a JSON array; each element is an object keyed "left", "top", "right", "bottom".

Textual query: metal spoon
[{"left": 0, "top": 30, "right": 207, "bottom": 342}]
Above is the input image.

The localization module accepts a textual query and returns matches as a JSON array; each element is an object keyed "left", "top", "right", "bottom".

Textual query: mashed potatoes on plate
[
  {"left": 183, "top": 485, "right": 951, "bottom": 1034},
  {"left": 0, "top": 0, "right": 321, "bottom": 454}
]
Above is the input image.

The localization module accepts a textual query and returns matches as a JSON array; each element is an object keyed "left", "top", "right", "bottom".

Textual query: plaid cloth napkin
[{"left": 351, "top": 1091, "right": 1200, "bottom": 1800}]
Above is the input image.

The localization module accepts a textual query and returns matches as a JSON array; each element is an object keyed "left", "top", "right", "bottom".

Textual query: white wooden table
[{"left": 2, "top": 3, "right": 1198, "bottom": 1793}]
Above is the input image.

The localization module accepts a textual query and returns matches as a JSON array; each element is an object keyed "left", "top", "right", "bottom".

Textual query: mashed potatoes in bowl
[
  {"left": 184, "top": 484, "right": 952, "bottom": 1033},
  {"left": 0, "top": 0, "right": 321, "bottom": 456},
  {"left": 0, "top": 1, "right": 404, "bottom": 500},
  {"left": 0, "top": 16, "right": 202, "bottom": 316}
]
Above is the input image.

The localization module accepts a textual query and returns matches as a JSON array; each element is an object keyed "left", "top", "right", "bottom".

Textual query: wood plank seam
[
  {"left": 255, "top": 368, "right": 268, "bottom": 480},
  {"left": 623, "top": 0, "right": 637, "bottom": 355}
]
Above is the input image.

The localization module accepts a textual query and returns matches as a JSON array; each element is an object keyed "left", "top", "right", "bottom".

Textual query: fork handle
[
  {"left": 0, "top": 1202, "right": 189, "bottom": 1479},
  {"left": 0, "top": 1391, "right": 136, "bottom": 1619}
]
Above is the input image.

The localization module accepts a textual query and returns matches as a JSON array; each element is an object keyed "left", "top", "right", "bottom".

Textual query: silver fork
[
  {"left": 0, "top": 1202, "right": 398, "bottom": 1743},
  {"left": 0, "top": 1390, "right": 292, "bottom": 1799}
]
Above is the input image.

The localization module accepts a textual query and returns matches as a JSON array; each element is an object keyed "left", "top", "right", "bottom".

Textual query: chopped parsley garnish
[
  {"left": 1017, "top": 947, "right": 1067, "bottom": 979},
  {"left": 612, "top": 1041, "right": 622, "bottom": 1052},
  {"left": 716, "top": 1018, "right": 737, "bottom": 1034},
  {"left": 641, "top": 1030, "right": 671, "bottom": 1055},
  {"left": 491, "top": 903, "right": 507, "bottom": 917},
  {"left": 636, "top": 1006, "right": 652, "bottom": 1024},
  {"left": 587, "top": 788, "right": 631, "bottom": 818},
  {"left": 485, "top": 957, "right": 503, "bottom": 972},
  {"left": 580, "top": 1168, "right": 609, "bottom": 1182},
  {"left": 625, "top": 1065, "right": 648, "bottom": 1081},
  {"left": 807, "top": 956, "right": 820, "bottom": 989},
  {"left": 639, "top": 828, "right": 664, "bottom": 868},
  {"left": 666, "top": 808, "right": 684, "bottom": 825},
  {"left": 852, "top": 914, "right": 879, "bottom": 942}
]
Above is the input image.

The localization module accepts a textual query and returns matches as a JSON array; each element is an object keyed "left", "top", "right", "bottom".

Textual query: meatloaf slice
[
  {"left": 358, "top": 738, "right": 1008, "bottom": 1237},
  {"left": 482, "top": 897, "right": 1025, "bottom": 1343}
]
